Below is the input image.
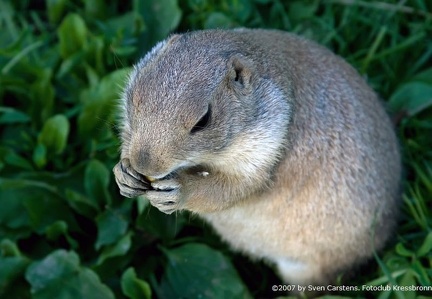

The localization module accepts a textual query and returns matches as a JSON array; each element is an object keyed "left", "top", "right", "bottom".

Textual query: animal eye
[{"left": 191, "top": 105, "right": 211, "bottom": 134}]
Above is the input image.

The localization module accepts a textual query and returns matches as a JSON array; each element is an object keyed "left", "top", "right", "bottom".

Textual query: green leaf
[
  {"left": 103, "top": 11, "right": 145, "bottom": 39},
  {"left": 0, "top": 239, "right": 22, "bottom": 257},
  {"left": 58, "top": 13, "right": 88, "bottom": 58},
  {"left": 33, "top": 143, "right": 47, "bottom": 169},
  {"left": 25, "top": 250, "right": 115, "bottom": 299},
  {"left": 83, "top": 0, "right": 107, "bottom": 19},
  {"left": 95, "top": 209, "right": 128, "bottom": 250},
  {"left": 411, "top": 259, "right": 431, "bottom": 286},
  {"left": 38, "top": 114, "right": 70, "bottom": 155},
  {"left": 395, "top": 243, "right": 414, "bottom": 257},
  {"left": 287, "top": 1, "right": 318, "bottom": 23},
  {"left": 1, "top": 147, "right": 33, "bottom": 170},
  {"left": 0, "top": 107, "right": 30, "bottom": 124},
  {"left": 97, "top": 232, "right": 132, "bottom": 265},
  {"left": 121, "top": 267, "right": 151, "bottom": 299},
  {"left": 0, "top": 255, "right": 30, "bottom": 297},
  {"left": 389, "top": 82, "right": 432, "bottom": 116},
  {"left": 221, "top": 0, "right": 253, "bottom": 23},
  {"left": 398, "top": 270, "right": 416, "bottom": 299},
  {"left": 134, "top": 0, "right": 182, "bottom": 51},
  {"left": 46, "top": 0, "right": 67, "bottom": 24},
  {"left": 23, "top": 193, "right": 77, "bottom": 234},
  {"left": 77, "top": 68, "right": 130, "bottom": 138},
  {"left": 84, "top": 64, "right": 100, "bottom": 89},
  {"left": 30, "top": 69, "right": 55, "bottom": 124},
  {"left": 137, "top": 195, "right": 150, "bottom": 214},
  {"left": 417, "top": 232, "right": 432, "bottom": 257},
  {"left": 84, "top": 159, "right": 111, "bottom": 207},
  {"left": 0, "top": 177, "right": 57, "bottom": 193},
  {"left": 136, "top": 205, "right": 185, "bottom": 242},
  {"left": 0, "top": 178, "right": 79, "bottom": 238},
  {"left": 187, "top": 0, "right": 209, "bottom": 10},
  {"left": 45, "top": 221, "right": 78, "bottom": 249},
  {"left": 159, "top": 243, "right": 251, "bottom": 298},
  {"left": 389, "top": 68, "right": 432, "bottom": 116},
  {"left": 45, "top": 220, "right": 67, "bottom": 240},
  {"left": 0, "top": 182, "right": 31, "bottom": 234},
  {"left": 56, "top": 51, "right": 85, "bottom": 78},
  {"left": 204, "top": 12, "right": 236, "bottom": 29},
  {"left": 1, "top": 38, "right": 44, "bottom": 75},
  {"left": 65, "top": 189, "right": 99, "bottom": 217}
]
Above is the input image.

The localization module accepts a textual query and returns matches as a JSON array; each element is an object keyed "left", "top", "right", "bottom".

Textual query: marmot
[{"left": 113, "top": 29, "right": 401, "bottom": 287}]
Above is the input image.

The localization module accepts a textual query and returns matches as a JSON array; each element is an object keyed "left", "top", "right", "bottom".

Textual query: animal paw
[
  {"left": 113, "top": 159, "right": 152, "bottom": 198},
  {"left": 145, "top": 177, "right": 181, "bottom": 214}
]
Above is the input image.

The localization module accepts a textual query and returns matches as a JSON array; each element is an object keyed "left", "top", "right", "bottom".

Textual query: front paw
[
  {"left": 113, "top": 159, "right": 152, "bottom": 198},
  {"left": 146, "top": 177, "right": 181, "bottom": 214}
]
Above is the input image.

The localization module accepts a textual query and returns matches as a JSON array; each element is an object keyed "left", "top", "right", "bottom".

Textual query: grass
[{"left": 0, "top": 0, "right": 431, "bottom": 298}]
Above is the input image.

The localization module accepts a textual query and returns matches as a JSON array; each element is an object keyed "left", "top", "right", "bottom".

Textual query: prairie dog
[{"left": 113, "top": 29, "right": 401, "bottom": 286}]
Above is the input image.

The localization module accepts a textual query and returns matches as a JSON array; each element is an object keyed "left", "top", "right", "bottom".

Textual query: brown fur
[{"left": 113, "top": 29, "right": 401, "bottom": 286}]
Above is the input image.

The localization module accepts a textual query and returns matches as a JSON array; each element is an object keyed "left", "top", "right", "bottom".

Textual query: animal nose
[
  {"left": 129, "top": 148, "right": 151, "bottom": 176},
  {"left": 129, "top": 148, "right": 172, "bottom": 179}
]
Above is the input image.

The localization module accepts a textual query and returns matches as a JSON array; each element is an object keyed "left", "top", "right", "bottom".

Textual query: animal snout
[
  {"left": 129, "top": 147, "right": 174, "bottom": 180},
  {"left": 129, "top": 148, "right": 150, "bottom": 174}
]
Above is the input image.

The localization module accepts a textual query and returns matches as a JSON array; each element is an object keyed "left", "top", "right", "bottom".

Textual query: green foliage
[
  {"left": 38, "top": 114, "right": 70, "bottom": 156},
  {"left": 0, "top": 0, "right": 431, "bottom": 298},
  {"left": 389, "top": 69, "right": 432, "bottom": 116},
  {"left": 158, "top": 243, "right": 251, "bottom": 298},
  {"left": 135, "top": 0, "right": 182, "bottom": 52},
  {"left": 121, "top": 267, "right": 151, "bottom": 299},
  {"left": 25, "top": 250, "right": 115, "bottom": 299}
]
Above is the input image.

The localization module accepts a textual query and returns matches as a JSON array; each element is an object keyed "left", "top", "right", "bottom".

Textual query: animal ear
[{"left": 227, "top": 54, "right": 254, "bottom": 90}]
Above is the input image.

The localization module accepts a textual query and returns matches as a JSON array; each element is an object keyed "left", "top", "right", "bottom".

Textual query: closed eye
[{"left": 191, "top": 105, "right": 211, "bottom": 134}]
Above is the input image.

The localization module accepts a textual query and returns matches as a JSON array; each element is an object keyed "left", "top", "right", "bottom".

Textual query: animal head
[{"left": 120, "top": 31, "right": 260, "bottom": 179}]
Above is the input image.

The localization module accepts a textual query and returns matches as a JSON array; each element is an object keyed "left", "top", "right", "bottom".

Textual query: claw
[
  {"left": 146, "top": 188, "right": 180, "bottom": 214},
  {"left": 120, "top": 159, "right": 153, "bottom": 189},
  {"left": 113, "top": 159, "right": 154, "bottom": 198}
]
